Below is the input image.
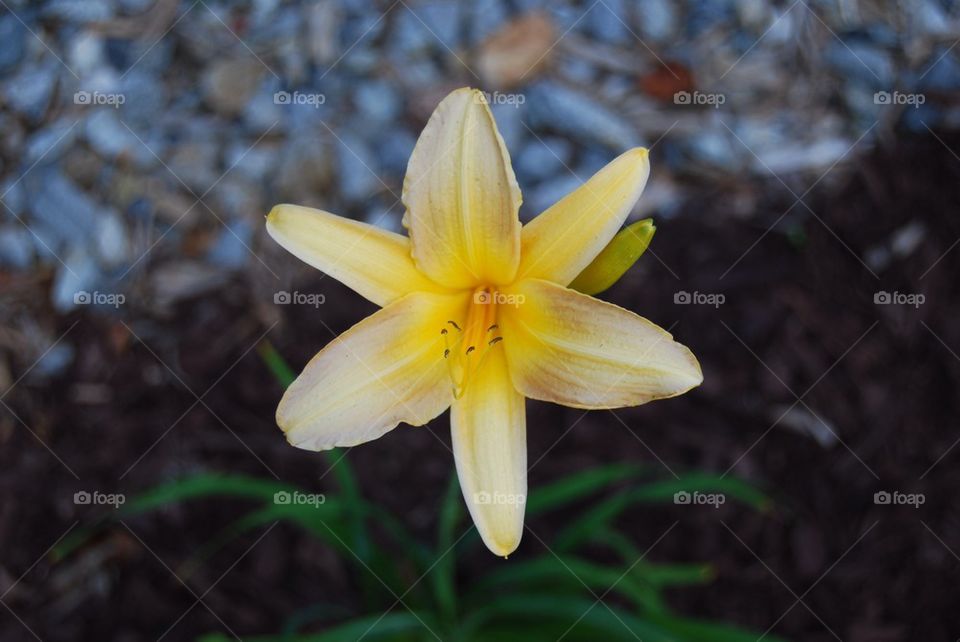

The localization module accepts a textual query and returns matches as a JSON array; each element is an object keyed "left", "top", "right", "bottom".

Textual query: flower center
[{"left": 441, "top": 286, "right": 503, "bottom": 399}]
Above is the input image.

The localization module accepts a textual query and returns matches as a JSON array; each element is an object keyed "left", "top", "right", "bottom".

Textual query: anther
[
  {"left": 465, "top": 346, "right": 476, "bottom": 355},
  {"left": 447, "top": 320, "right": 461, "bottom": 331},
  {"left": 487, "top": 324, "right": 498, "bottom": 332},
  {"left": 488, "top": 337, "right": 503, "bottom": 346}
]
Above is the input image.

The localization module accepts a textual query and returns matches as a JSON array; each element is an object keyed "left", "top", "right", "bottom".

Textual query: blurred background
[{"left": 2, "top": 0, "right": 960, "bottom": 640}]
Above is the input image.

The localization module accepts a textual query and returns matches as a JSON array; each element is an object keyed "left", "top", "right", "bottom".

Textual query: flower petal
[
  {"left": 500, "top": 279, "right": 702, "bottom": 409},
  {"left": 402, "top": 88, "right": 522, "bottom": 288},
  {"left": 267, "top": 204, "right": 445, "bottom": 307},
  {"left": 278, "top": 291, "right": 467, "bottom": 450},
  {"left": 517, "top": 148, "right": 650, "bottom": 286},
  {"left": 451, "top": 348, "right": 526, "bottom": 557}
]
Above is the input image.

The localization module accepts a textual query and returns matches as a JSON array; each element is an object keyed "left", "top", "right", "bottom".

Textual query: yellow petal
[
  {"left": 500, "top": 279, "right": 702, "bottom": 409},
  {"left": 402, "top": 88, "right": 522, "bottom": 288},
  {"left": 517, "top": 148, "right": 650, "bottom": 286},
  {"left": 451, "top": 348, "right": 526, "bottom": 557},
  {"left": 278, "top": 291, "right": 467, "bottom": 450},
  {"left": 267, "top": 204, "right": 446, "bottom": 307}
]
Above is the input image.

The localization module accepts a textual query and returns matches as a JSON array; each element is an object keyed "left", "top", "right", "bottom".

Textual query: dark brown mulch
[{"left": 2, "top": 129, "right": 958, "bottom": 641}]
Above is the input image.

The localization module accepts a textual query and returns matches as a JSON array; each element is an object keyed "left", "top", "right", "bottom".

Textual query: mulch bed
[{"left": 2, "top": 129, "right": 958, "bottom": 641}]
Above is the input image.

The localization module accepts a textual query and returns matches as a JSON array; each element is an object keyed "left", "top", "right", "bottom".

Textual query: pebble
[
  {"left": 354, "top": 80, "right": 402, "bottom": 125},
  {"left": 528, "top": 81, "right": 641, "bottom": 149},
  {"left": 42, "top": 0, "right": 113, "bottom": 22},
  {"left": 378, "top": 128, "right": 417, "bottom": 176},
  {"left": 826, "top": 40, "right": 893, "bottom": 88},
  {"left": 27, "top": 169, "right": 99, "bottom": 248},
  {"left": 202, "top": 58, "right": 267, "bottom": 117},
  {"left": 207, "top": 218, "right": 253, "bottom": 269},
  {"left": 51, "top": 247, "right": 101, "bottom": 311},
  {"left": 0, "top": 13, "right": 26, "bottom": 74},
  {"left": 0, "top": 227, "right": 33, "bottom": 269},
  {"left": 637, "top": 0, "right": 678, "bottom": 41},
  {"left": 515, "top": 137, "right": 573, "bottom": 182},
  {"left": 1, "top": 179, "right": 25, "bottom": 216},
  {"left": 336, "top": 131, "right": 381, "bottom": 203},
  {"left": 2, "top": 63, "right": 57, "bottom": 121},
  {"left": 85, "top": 110, "right": 156, "bottom": 167},
  {"left": 587, "top": 0, "right": 631, "bottom": 44},
  {"left": 31, "top": 343, "right": 75, "bottom": 378},
  {"left": 95, "top": 210, "right": 129, "bottom": 268},
  {"left": 919, "top": 48, "right": 960, "bottom": 91},
  {"left": 25, "top": 119, "right": 78, "bottom": 164},
  {"left": 524, "top": 173, "right": 583, "bottom": 220},
  {"left": 490, "top": 102, "right": 526, "bottom": 150}
]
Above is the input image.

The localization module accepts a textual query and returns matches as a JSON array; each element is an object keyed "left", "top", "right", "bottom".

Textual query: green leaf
[
  {"left": 257, "top": 342, "right": 375, "bottom": 588},
  {"left": 526, "top": 463, "right": 648, "bottom": 516},
  {"left": 590, "top": 528, "right": 714, "bottom": 588},
  {"left": 465, "top": 555, "right": 666, "bottom": 614},
  {"left": 432, "top": 472, "right": 462, "bottom": 625},
  {"left": 258, "top": 339, "right": 298, "bottom": 388},
  {"left": 555, "top": 474, "right": 772, "bottom": 551},
  {"left": 197, "top": 612, "right": 433, "bottom": 642},
  {"left": 569, "top": 218, "right": 656, "bottom": 295},
  {"left": 458, "top": 595, "right": 675, "bottom": 642},
  {"left": 648, "top": 611, "right": 791, "bottom": 642},
  {"left": 122, "top": 473, "right": 292, "bottom": 514}
]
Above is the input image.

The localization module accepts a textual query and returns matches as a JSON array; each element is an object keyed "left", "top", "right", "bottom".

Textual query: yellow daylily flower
[{"left": 266, "top": 87, "right": 702, "bottom": 557}]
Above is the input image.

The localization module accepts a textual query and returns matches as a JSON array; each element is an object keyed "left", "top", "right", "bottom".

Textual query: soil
[{"left": 2, "top": 129, "right": 958, "bottom": 641}]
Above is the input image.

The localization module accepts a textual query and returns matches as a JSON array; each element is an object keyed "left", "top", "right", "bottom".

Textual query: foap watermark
[
  {"left": 874, "top": 490, "right": 924, "bottom": 508},
  {"left": 74, "top": 290, "right": 125, "bottom": 308},
  {"left": 874, "top": 290, "right": 924, "bottom": 308},
  {"left": 74, "top": 490, "right": 126, "bottom": 508},
  {"left": 474, "top": 290, "right": 525, "bottom": 307},
  {"left": 274, "top": 90, "right": 326, "bottom": 108},
  {"left": 74, "top": 90, "right": 125, "bottom": 108},
  {"left": 873, "top": 91, "right": 925, "bottom": 108},
  {"left": 474, "top": 90, "right": 525, "bottom": 107},
  {"left": 674, "top": 90, "right": 725, "bottom": 108},
  {"left": 674, "top": 290, "right": 725, "bottom": 308},
  {"left": 274, "top": 290, "right": 326, "bottom": 308},
  {"left": 673, "top": 490, "right": 726, "bottom": 508},
  {"left": 473, "top": 491, "right": 526, "bottom": 506},
  {"left": 273, "top": 490, "right": 326, "bottom": 507}
]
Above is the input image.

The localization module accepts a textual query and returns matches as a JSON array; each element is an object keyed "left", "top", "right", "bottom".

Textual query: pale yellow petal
[
  {"left": 267, "top": 204, "right": 445, "bottom": 307},
  {"left": 278, "top": 291, "right": 468, "bottom": 450},
  {"left": 402, "top": 88, "right": 522, "bottom": 288},
  {"left": 518, "top": 148, "right": 650, "bottom": 286},
  {"left": 499, "top": 279, "right": 701, "bottom": 409},
  {"left": 451, "top": 348, "right": 526, "bottom": 557}
]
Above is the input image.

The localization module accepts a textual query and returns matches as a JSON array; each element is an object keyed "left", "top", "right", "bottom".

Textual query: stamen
[{"left": 442, "top": 286, "right": 507, "bottom": 398}]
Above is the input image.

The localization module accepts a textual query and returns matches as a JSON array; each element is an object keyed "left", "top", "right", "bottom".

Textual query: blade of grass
[
  {"left": 525, "top": 463, "right": 649, "bottom": 516},
  {"left": 259, "top": 342, "right": 376, "bottom": 597},
  {"left": 465, "top": 555, "right": 667, "bottom": 614},
  {"left": 648, "top": 611, "right": 790, "bottom": 642},
  {"left": 556, "top": 474, "right": 772, "bottom": 551},
  {"left": 197, "top": 611, "right": 433, "bottom": 642},
  {"left": 432, "top": 472, "right": 462, "bottom": 626},
  {"left": 591, "top": 528, "right": 715, "bottom": 588},
  {"left": 458, "top": 594, "right": 675, "bottom": 642}
]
